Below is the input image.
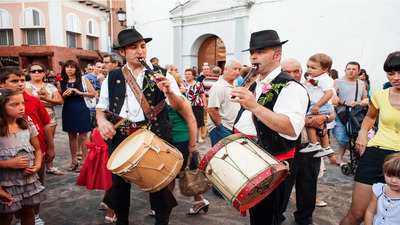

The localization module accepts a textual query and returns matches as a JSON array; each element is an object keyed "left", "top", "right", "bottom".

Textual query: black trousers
[
  {"left": 103, "top": 133, "right": 178, "bottom": 225},
  {"left": 280, "top": 147, "right": 321, "bottom": 225},
  {"left": 249, "top": 158, "right": 293, "bottom": 225}
]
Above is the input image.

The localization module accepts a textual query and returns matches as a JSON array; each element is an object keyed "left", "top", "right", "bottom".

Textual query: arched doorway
[{"left": 198, "top": 35, "right": 226, "bottom": 73}]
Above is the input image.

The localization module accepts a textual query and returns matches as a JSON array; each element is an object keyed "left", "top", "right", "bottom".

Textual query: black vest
[
  {"left": 235, "top": 72, "right": 308, "bottom": 156},
  {"left": 107, "top": 66, "right": 173, "bottom": 144}
]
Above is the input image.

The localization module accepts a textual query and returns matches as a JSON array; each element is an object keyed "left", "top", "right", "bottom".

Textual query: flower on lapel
[
  {"left": 308, "top": 78, "right": 318, "bottom": 86},
  {"left": 257, "top": 81, "right": 290, "bottom": 105},
  {"left": 261, "top": 83, "right": 273, "bottom": 94},
  {"left": 143, "top": 69, "right": 163, "bottom": 92}
]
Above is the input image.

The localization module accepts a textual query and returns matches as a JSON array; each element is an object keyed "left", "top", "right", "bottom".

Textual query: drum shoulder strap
[{"left": 121, "top": 66, "right": 165, "bottom": 120}]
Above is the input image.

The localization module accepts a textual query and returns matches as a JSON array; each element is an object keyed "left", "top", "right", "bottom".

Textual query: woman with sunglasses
[
  {"left": 57, "top": 60, "right": 96, "bottom": 173},
  {"left": 26, "top": 63, "right": 65, "bottom": 175}
]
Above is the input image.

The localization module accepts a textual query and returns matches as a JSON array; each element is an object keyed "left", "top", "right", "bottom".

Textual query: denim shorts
[
  {"left": 332, "top": 116, "right": 349, "bottom": 146},
  {"left": 306, "top": 102, "right": 333, "bottom": 116}
]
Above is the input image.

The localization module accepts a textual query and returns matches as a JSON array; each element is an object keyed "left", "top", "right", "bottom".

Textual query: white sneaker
[
  {"left": 313, "top": 146, "right": 334, "bottom": 158},
  {"left": 299, "top": 142, "right": 322, "bottom": 153},
  {"left": 35, "top": 215, "right": 45, "bottom": 225},
  {"left": 15, "top": 216, "right": 44, "bottom": 225}
]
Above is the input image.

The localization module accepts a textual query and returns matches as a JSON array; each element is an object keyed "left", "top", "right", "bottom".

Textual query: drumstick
[
  {"left": 101, "top": 109, "right": 132, "bottom": 129},
  {"left": 113, "top": 118, "right": 128, "bottom": 129}
]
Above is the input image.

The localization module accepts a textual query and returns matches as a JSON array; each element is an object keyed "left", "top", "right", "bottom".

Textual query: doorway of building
[{"left": 197, "top": 35, "right": 226, "bottom": 74}]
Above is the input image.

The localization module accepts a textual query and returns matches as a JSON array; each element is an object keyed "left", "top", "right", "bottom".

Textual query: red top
[{"left": 23, "top": 91, "right": 51, "bottom": 161}]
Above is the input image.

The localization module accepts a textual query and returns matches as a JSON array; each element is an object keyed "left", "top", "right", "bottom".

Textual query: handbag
[
  {"left": 178, "top": 152, "right": 212, "bottom": 196},
  {"left": 336, "top": 107, "right": 349, "bottom": 125},
  {"left": 81, "top": 77, "right": 96, "bottom": 108}
]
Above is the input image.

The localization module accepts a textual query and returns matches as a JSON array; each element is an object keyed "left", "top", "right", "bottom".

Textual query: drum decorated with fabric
[
  {"left": 199, "top": 133, "right": 288, "bottom": 212},
  {"left": 107, "top": 129, "right": 183, "bottom": 193}
]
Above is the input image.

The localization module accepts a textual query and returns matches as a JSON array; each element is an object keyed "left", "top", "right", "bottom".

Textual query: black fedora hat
[
  {"left": 242, "top": 30, "right": 288, "bottom": 52},
  {"left": 113, "top": 28, "right": 152, "bottom": 50}
]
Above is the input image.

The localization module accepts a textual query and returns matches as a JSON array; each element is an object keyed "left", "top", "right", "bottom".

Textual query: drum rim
[{"left": 232, "top": 164, "right": 288, "bottom": 212}]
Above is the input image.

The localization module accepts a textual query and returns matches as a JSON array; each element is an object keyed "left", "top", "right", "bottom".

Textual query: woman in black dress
[{"left": 57, "top": 60, "right": 96, "bottom": 172}]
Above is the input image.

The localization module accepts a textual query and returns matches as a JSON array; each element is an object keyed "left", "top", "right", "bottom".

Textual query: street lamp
[{"left": 116, "top": 8, "right": 127, "bottom": 27}]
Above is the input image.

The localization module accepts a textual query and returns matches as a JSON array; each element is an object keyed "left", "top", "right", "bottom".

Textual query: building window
[
  {"left": 86, "top": 36, "right": 95, "bottom": 50},
  {"left": 66, "top": 13, "right": 82, "bottom": 48},
  {"left": 67, "top": 31, "right": 77, "bottom": 48},
  {"left": 0, "top": 30, "right": 14, "bottom": 46},
  {"left": 86, "top": 19, "right": 98, "bottom": 50},
  {"left": 0, "top": 9, "right": 14, "bottom": 46},
  {"left": 26, "top": 29, "right": 45, "bottom": 46},
  {"left": 20, "top": 8, "right": 46, "bottom": 46}
]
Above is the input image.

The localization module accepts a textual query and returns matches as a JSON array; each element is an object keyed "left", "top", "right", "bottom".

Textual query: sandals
[
  {"left": 75, "top": 163, "right": 83, "bottom": 173},
  {"left": 67, "top": 162, "right": 79, "bottom": 171},
  {"left": 105, "top": 215, "right": 117, "bottom": 223},
  {"left": 148, "top": 210, "right": 155, "bottom": 217},
  {"left": 99, "top": 202, "right": 108, "bottom": 210},
  {"left": 187, "top": 199, "right": 209, "bottom": 215},
  {"left": 46, "top": 167, "right": 64, "bottom": 175},
  {"left": 77, "top": 153, "right": 83, "bottom": 160}
]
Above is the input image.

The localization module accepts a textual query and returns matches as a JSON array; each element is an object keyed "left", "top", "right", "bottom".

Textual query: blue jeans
[
  {"left": 209, "top": 124, "right": 233, "bottom": 147},
  {"left": 332, "top": 116, "right": 349, "bottom": 146}
]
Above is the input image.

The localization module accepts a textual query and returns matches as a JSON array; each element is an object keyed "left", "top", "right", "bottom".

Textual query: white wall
[
  {"left": 128, "top": 0, "right": 400, "bottom": 94},
  {"left": 247, "top": 0, "right": 400, "bottom": 94}
]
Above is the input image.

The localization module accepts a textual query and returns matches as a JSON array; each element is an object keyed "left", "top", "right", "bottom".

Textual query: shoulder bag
[
  {"left": 178, "top": 152, "right": 212, "bottom": 196},
  {"left": 81, "top": 77, "right": 96, "bottom": 108}
]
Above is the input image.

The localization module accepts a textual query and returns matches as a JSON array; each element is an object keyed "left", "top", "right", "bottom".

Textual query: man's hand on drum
[
  {"left": 154, "top": 74, "right": 172, "bottom": 94},
  {"left": 97, "top": 119, "right": 116, "bottom": 140},
  {"left": 230, "top": 87, "right": 259, "bottom": 110}
]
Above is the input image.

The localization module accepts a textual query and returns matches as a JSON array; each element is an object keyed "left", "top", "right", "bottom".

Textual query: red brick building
[{"left": 0, "top": 0, "right": 126, "bottom": 73}]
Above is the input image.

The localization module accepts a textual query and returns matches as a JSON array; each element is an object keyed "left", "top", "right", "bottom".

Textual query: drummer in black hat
[
  {"left": 231, "top": 30, "right": 309, "bottom": 225},
  {"left": 96, "top": 28, "right": 184, "bottom": 225}
]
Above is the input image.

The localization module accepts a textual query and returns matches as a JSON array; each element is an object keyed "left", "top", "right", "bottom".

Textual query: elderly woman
[{"left": 183, "top": 68, "right": 207, "bottom": 143}]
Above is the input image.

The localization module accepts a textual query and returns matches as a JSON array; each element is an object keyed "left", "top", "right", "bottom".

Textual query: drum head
[{"left": 109, "top": 130, "right": 148, "bottom": 170}]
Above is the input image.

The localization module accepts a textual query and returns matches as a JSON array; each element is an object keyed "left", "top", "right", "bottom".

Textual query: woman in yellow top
[{"left": 340, "top": 51, "right": 400, "bottom": 225}]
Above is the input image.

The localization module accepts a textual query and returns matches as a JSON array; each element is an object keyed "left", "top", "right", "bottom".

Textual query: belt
[{"left": 117, "top": 121, "right": 147, "bottom": 135}]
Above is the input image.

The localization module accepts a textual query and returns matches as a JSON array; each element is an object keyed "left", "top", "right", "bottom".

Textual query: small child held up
[
  {"left": 299, "top": 53, "right": 335, "bottom": 158},
  {"left": 0, "top": 88, "right": 45, "bottom": 225},
  {"left": 365, "top": 152, "right": 400, "bottom": 225}
]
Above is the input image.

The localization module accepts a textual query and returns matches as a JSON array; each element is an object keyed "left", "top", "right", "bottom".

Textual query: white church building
[{"left": 125, "top": 0, "right": 398, "bottom": 93}]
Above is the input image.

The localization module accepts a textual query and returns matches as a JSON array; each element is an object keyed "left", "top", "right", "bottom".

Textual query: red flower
[{"left": 308, "top": 79, "right": 318, "bottom": 86}]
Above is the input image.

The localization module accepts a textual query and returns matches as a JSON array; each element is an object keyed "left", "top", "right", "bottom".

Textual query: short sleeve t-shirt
[{"left": 367, "top": 89, "right": 400, "bottom": 150}]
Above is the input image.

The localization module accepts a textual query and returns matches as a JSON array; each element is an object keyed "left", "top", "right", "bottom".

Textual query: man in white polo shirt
[{"left": 207, "top": 59, "right": 242, "bottom": 146}]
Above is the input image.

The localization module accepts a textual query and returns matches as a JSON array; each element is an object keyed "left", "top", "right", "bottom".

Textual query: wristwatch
[
  {"left": 189, "top": 143, "right": 196, "bottom": 147},
  {"left": 326, "top": 114, "right": 330, "bottom": 121}
]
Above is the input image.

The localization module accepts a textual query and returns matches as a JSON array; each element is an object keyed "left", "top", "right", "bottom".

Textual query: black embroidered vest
[
  {"left": 107, "top": 65, "right": 173, "bottom": 143},
  {"left": 235, "top": 72, "right": 308, "bottom": 156}
]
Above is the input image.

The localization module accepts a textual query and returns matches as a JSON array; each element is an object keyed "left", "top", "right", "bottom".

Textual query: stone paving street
[{"left": 15, "top": 106, "right": 356, "bottom": 225}]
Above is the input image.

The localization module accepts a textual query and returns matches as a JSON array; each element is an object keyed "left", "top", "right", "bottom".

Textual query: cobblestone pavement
[{"left": 15, "top": 106, "right": 356, "bottom": 225}]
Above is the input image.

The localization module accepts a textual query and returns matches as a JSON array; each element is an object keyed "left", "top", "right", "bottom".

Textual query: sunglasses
[{"left": 30, "top": 69, "right": 44, "bottom": 73}]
